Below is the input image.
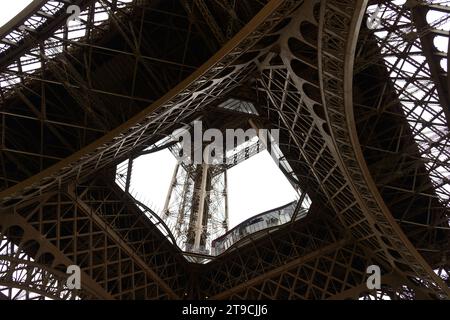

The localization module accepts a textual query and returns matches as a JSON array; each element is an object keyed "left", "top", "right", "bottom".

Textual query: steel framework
[{"left": 0, "top": 0, "right": 448, "bottom": 299}]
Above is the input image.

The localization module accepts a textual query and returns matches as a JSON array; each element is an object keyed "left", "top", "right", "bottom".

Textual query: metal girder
[
  {"left": 251, "top": 0, "right": 449, "bottom": 298},
  {"left": 0, "top": 0, "right": 298, "bottom": 207},
  {"left": 0, "top": 0, "right": 215, "bottom": 192},
  {"left": 197, "top": 206, "right": 347, "bottom": 298},
  {"left": 355, "top": 1, "right": 450, "bottom": 271},
  {"left": 71, "top": 176, "right": 190, "bottom": 298},
  {"left": 197, "top": 202, "right": 396, "bottom": 300},
  {"left": 210, "top": 240, "right": 349, "bottom": 299},
  {"left": 194, "top": 0, "right": 226, "bottom": 45},
  {"left": 320, "top": 0, "right": 449, "bottom": 297}
]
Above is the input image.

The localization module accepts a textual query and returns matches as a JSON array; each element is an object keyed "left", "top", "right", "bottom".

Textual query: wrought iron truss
[
  {"left": 0, "top": 0, "right": 448, "bottom": 300},
  {"left": 114, "top": 103, "right": 286, "bottom": 257}
]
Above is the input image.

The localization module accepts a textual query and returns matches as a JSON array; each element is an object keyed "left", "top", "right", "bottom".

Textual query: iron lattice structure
[{"left": 0, "top": 0, "right": 448, "bottom": 300}]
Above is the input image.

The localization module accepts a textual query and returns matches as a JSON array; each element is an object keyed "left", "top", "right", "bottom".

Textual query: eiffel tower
[{"left": 0, "top": 0, "right": 449, "bottom": 300}]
